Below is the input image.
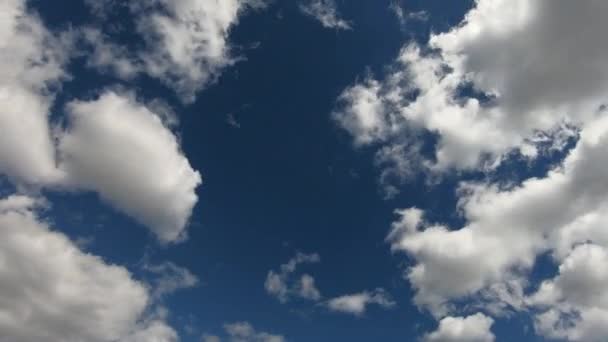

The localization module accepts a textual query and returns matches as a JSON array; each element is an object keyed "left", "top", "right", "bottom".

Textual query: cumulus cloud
[
  {"left": 57, "top": 91, "right": 202, "bottom": 243},
  {"left": 388, "top": 112, "right": 608, "bottom": 320},
  {"left": 0, "top": 0, "right": 201, "bottom": 243},
  {"left": 264, "top": 252, "right": 321, "bottom": 303},
  {"left": 424, "top": 313, "right": 495, "bottom": 342},
  {"left": 529, "top": 243, "right": 608, "bottom": 341},
  {"left": 325, "top": 288, "right": 395, "bottom": 316},
  {"left": 334, "top": 0, "right": 608, "bottom": 172},
  {"left": 329, "top": 1, "right": 608, "bottom": 340},
  {"left": 202, "top": 322, "right": 285, "bottom": 342},
  {"left": 299, "top": 0, "right": 351, "bottom": 30},
  {"left": 83, "top": 0, "right": 268, "bottom": 103},
  {"left": 0, "top": 195, "right": 178, "bottom": 342},
  {"left": 0, "top": 0, "right": 69, "bottom": 186}
]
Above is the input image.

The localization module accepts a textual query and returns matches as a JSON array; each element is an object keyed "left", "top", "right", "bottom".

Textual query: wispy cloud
[
  {"left": 325, "top": 288, "right": 396, "bottom": 316},
  {"left": 299, "top": 0, "right": 352, "bottom": 30}
]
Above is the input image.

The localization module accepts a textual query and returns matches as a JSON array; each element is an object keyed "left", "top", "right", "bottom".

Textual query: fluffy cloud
[
  {"left": 0, "top": 195, "right": 178, "bottom": 342},
  {"left": 529, "top": 244, "right": 608, "bottom": 341},
  {"left": 202, "top": 322, "right": 285, "bottom": 342},
  {"left": 0, "top": 0, "right": 69, "bottom": 186},
  {"left": 58, "top": 91, "right": 202, "bottom": 243},
  {"left": 325, "top": 288, "right": 395, "bottom": 316},
  {"left": 424, "top": 313, "right": 495, "bottom": 342},
  {"left": 264, "top": 252, "right": 321, "bottom": 303},
  {"left": 334, "top": 1, "right": 608, "bottom": 340},
  {"left": 136, "top": 0, "right": 259, "bottom": 103},
  {"left": 299, "top": 0, "right": 351, "bottom": 30},
  {"left": 388, "top": 113, "right": 608, "bottom": 318},
  {"left": 85, "top": 0, "right": 268, "bottom": 103},
  {"left": 334, "top": 0, "right": 608, "bottom": 172}
]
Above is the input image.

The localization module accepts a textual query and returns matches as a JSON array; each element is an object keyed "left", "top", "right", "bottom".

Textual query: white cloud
[
  {"left": 80, "top": 27, "right": 140, "bottom": 79},
  {"left": 334, "top": 1, "right": 608, "bottom": 339},
  {"left": 387, "top": 113, "right": 608, "bottom": 318},
  {"left": 332, "top": 1, "right": 608, "bottom": 339},
  {"left": 325, "top": 288, "right": 395, "bottom": 316},
  {"left": 0, "top": 194, "right": 47, "bottom": 213},
  {"left": 57, "top": 91, "right": 202, "bottom": 243},
  {"left": 424, "top": 313, "right": 495, "bottom": 342},
  {"left": 264, "top": 252, "right": 321, "bottom": 303},
  {"left": 0, "top": 0, "right": 69, "bottom": 186},
  {"left": 335, "top": 0, "right": 608, "bottom": 172},
  {"left": 297, "top": 274, "right": 321, "bottom": 301},
  {"left": 264, "top": 271, "right": 289, "bottom": 302},
  {"left": 81, "top": 0, "right": 268, "bottom": 103},
  {"left": 334, "top": 80, "right": 392, "bottom": 146},
  {"left": 529, "top": 244, "right": 608, "bottom": 342},
  {"left": 0, "top": 195, "right": 178, "bottom": 342},
  {"left": 223, "top": 322, "right": 285, "bottom": 342},
  {"left": 133, "top": 0, "right": 267, "bottom": 103},
  {"left": 374, "top": 142, "right": 422, "bottom": 198},
  {"left": 299, "top": 0, "right": 351, "bottom": 30}
]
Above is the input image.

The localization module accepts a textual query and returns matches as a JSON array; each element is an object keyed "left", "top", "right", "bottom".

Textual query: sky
[{"left": 2, "top": 0, "right": 608, "bottom": 341}]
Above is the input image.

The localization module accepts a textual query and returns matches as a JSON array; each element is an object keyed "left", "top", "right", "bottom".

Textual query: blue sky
[{"left": 2, "top": 0, "right": 608, "bottom": 341}]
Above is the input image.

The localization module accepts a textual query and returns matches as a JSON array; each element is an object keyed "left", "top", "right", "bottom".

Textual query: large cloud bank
[{"left": 336, "top": 0, "right": 608, "bottom": 340}]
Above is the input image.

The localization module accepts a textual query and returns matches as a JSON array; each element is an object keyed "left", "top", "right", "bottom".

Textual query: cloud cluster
[
  {"left": 530, "top": 244, "right": 608, "bottom": 341},
  {"left": 331, "top": 0, "right": 608, "bottom": 339},
  {"left": 0, "top": 2, "right": 205, "bottom": 340},
  {"left": 335, "top": 0, "right": 608, "bottom": 173},
  {"left": 390, "top": 4, "right": 428, "bottom": 26},
  {"left": 299, "top": 0, "right": 351, "bottom": 30},
  {"left": 0, "top": 0, "right": 296, "bottom": 341},
  {"left": 265, "top": 252, "right": 395, "bottom": 316},
  {"left": 0, "top": 0, "right": 202, "bottom": 243},
  {"left": 335, "top": 0, "right": 608, "bottom": 340},
  {"left": 389, "top": 113, "right": 608, "bottom": 336}
]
